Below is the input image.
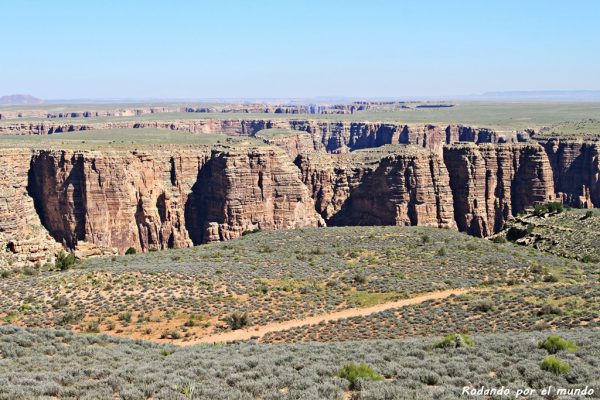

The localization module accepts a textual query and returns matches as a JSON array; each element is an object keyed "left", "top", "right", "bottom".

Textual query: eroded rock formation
[
  {"left": 0, "top": 119, "right": 523, "bottom": 154},
  {"left": 297, "top": 145, "right": 455, "bottom": 228},
  {"left": 1, "top": 127, "right": 599, "bottom": 266},
  {"left": 1, "top": 144, "right": 323, "bottom": 267},
  {"left": 443, "top": 143, "right": 555, "bottom": 236}
]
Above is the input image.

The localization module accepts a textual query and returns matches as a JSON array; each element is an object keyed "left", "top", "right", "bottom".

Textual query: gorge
[{"left": 0, "top": 118, "right": 598, "bottom": 266}]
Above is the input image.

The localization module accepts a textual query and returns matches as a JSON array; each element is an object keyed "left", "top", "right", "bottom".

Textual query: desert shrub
[
  {"left": 353, "top": 272, "right": 368, "bottom": 285},
  {"left": 56, "top": 310, "right": 83, "bottom": 326},
  {"left": 537, "top": 304, "right": 562, "bottom": 316},
  {"left": 225, "top": 312, "right": 250, "bottom": 330},
  {"left": 533, "top": 202, "right": 564, "bottom": 216},
  {"left": 492, "top": 236, "right": 507, "bottom": 244},
  {"left": 118, "top": 312, "right": 132, "bottom": 323},
  {"left": 259, "top": 245, "right": 273, "bottom": 253},
  {"left": 434, "top": 334, "right": 475, "bottom": 349},
  {"left": 465, "top": 243, "right": 478, "bottom": 251},
  {"left": 436, "top": 247, "right": 446, "bottom": 256},
  {"left": 543, "top": 274, "right": 559, "bottom": 283},
  {"left": 338, "top": 363, "right": 382, "bottom": 389},
  {"left": 581, "top": 254, "right": 599, "bottom": 263},
  {"left": 125, "top": 247, "right": 137, "bottom": 255},
  {"left": 242, "top": 228, "right": 261, "bottom": 236},
  {"left": 541, "top": 356, "right": 571, "bottom": 375},
  {"left": 473, "top": 300, "right": 494, "bottom": 312},
  {"left": 55, "top": 251, "right": 76, "bottom": 271},
  {"left": 539, "top": 335, "right": 577, "bottom": 354}
]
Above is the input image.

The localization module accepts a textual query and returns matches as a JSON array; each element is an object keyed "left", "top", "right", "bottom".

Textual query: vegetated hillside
[
  {"left": 261, "top": 284, "right": 599, "bottom": 343},
  {"left": 0, "top": 326, "right": 597, "bottom": 399},
  {"left": 496, "top": 208, "right": 600, "bottom": 262},
  {"left": 0, "top": 226, "right": 592, "bottom": 343}
]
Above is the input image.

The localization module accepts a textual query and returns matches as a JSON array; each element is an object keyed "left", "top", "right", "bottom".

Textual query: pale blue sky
[{"left": 2, "top": 0, "right": 599, "bottom": 99}]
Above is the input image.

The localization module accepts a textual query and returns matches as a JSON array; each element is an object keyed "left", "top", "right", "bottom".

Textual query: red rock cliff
[
  {"left": 296, "top": 145, "right": 456, "bottom": 228},
  {"left": 443, "top": 143, "right": 556, "bottom": 236}
]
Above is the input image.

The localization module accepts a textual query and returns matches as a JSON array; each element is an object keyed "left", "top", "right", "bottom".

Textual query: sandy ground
[{"left": 187, "top": 288, "right": 468, "bottom": 344}]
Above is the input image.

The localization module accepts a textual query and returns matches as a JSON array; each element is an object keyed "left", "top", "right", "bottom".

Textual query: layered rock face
[
  {"left": 541, "top": 139, "right": 600, "bottom": 207},
  {"left": 0, "top": 150, "right": 62, "bottom": 267},
  {"left": 297, "top": 145, "right": 455, "bottom": 228},
  {"left": 186, "top": 147, "right": 324, "bottom": 243},
  {"left": 0, "top": 145, "right": 323, "bottom": 262},
  {"left": 2, "top": 128, "right": 600, "bottom": 266},
  {"left": 443, "top": 143, "right": 555, "bottom": 236},
  {"left": 27, "top": 149, "right": 206, "bottom": 253},
  {"left": 0, "top": 119, "right": 522, "bottom": 154}
]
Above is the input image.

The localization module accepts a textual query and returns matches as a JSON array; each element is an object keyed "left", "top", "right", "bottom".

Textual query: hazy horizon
[{"left": 2, "top": 0, "right": 599, "bottom": 99}]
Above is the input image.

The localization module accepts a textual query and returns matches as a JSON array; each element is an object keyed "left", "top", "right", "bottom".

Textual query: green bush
[
  {"left": 539, "top": 335, "right": 577, "bottom": 354},
  {"left": 55, "top": 251, "right": 76, "bottom": 271},
  {"left": 125, "top": 247, "right": 137, "bottom": 255},
  {"left": 543, "top": 274, "right": 559, "bottom": 283},
  {"left": 533, "top": 202, "right": 564, "bottom": 217},
  {"left": 541, "top": 355, "right": 571, "bottom": 375},
  {"left": 581, "top": 254, "right": 599, "bottom": 263},
  {"left": 225, "top": 312, "right": 250, "bottom": 330},
  {"left": 338, "top": 362, "right": 382, "bottom": 389},
  {"left": 492, "top": 236, "right": 507, "bottom": 244},
  {"left": 434, "top": 333, "right": 475, "bottom": 349},
  {"left": 118, "top": 312, "right": 132, "bottom": 323}
]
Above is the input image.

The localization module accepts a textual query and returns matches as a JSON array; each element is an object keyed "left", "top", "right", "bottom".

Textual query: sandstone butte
[{"left": 0, "top": 118, "right": 598, "bottom": 268}]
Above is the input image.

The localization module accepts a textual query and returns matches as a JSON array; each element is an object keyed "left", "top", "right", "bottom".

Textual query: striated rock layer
[
  {"left": 1, "top": 136, "right": 600, "bottom": 265},
  {"left": 1, "top": 144, "right": 323, "bottom": 266},
  {"left": 297, "top": 145, "right": 456, "bottom": 228},
  {"left": 541, "top": 138, "right": 600, "bottom": 207},
  {"left": 0, "top": 149, "right": 63, "bottom": 268},
  {"left": 0, "top": 119, "right": 523, "bottom": 154},
  {"left": 443, "top": 143, "right": 556, "bottom": 236}
]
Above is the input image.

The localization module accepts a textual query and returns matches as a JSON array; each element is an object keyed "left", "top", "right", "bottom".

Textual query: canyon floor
[{"left": 0, "top": 101, "right": 599, "bottom": 399}]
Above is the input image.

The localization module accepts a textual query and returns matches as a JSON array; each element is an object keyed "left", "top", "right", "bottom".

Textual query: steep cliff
[
  {"left": 2, "top": 127, "right": 600, "bottom": 266},
  {"left": 541, "top": 138, "right": 600, "bottom": 207},
  {"left": 443, "top": 143, "right": 555, "bottom": 236},
  {"left": 27, "top": 148, "right": 206, "bottom": 253},
  {"left": 0, "top": 149, "right": 62, "bottom": 268},
  {"left": 0, "top": 144, "right": 324, "bottom": 263},
  {"left": 0, "top": 119, "right": 521, "bottom": 155},
  {"left": 297, "top": 145, "right": 455, "bottom": 228},
  {"left": 186, "top": 146, "right": 324, "bottom": 243}
]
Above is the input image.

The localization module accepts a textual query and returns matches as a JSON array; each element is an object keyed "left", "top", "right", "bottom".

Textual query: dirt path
[{"left": 187, "top": 288, "right": 468, "bottom": 345}]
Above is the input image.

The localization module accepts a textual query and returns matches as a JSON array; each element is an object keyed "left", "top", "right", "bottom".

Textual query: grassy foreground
[{"left": 0, "top": 327, "right": 597, "bottom": 399}]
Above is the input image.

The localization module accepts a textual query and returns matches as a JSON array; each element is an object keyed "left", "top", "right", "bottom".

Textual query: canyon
[{"left": 0, "top": 118, "right": 598, "bottom": 267}]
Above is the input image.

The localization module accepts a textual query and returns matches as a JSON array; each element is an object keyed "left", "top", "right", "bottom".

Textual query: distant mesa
[{"left": 0, "top": 94, "right": 44, "bottom": 105}]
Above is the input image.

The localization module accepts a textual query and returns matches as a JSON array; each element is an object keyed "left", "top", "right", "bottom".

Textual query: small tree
[
  {"left": 55, "top": 251, "right": 76, "bottom": 271},
  {"left": 125, "top": 247, "right": 137, "bottom": 255}
]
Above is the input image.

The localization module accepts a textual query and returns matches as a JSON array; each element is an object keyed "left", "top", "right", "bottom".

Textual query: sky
[{"left": 1, "top": 0, "right": 600, "bottom": 100}]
